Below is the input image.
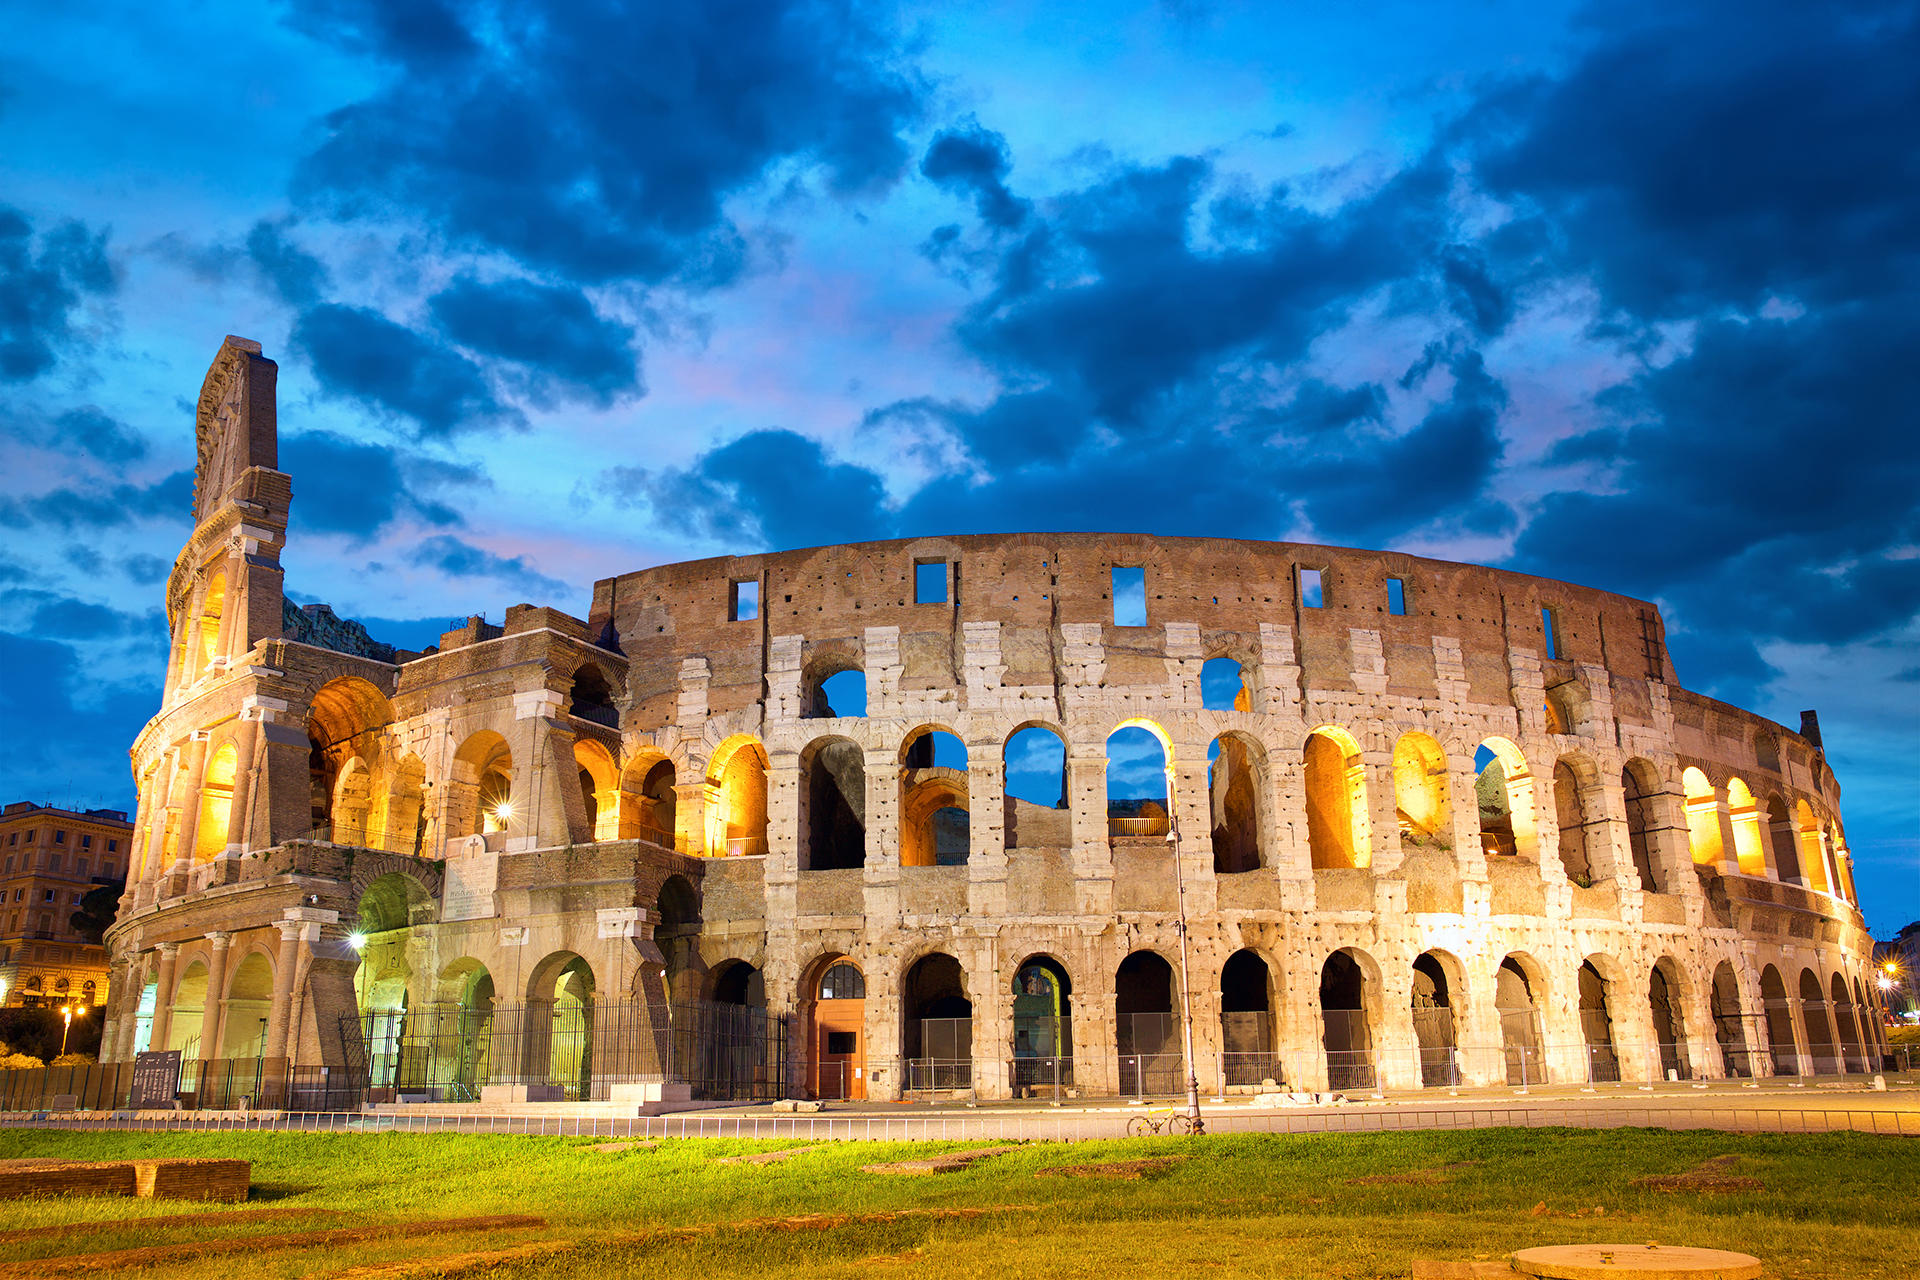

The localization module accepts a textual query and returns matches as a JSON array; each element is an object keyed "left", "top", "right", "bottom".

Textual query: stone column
[
  {"left": 1066, "top": 752, "right": 1112, "bottom": 916},
  {"left": 965, "top": 738, "right": 1008, "bottom": 918},
  {"left": 201, "top": 932, "right": 233, "bottom": 1061},
  {"left": 862, "top": 745, "right": 901, "bottom": 921},
  {"left": 148, "top": 943, "right": 181, "bottom": 1052},
  {"left": 169, "top": 731, "right": 212, "bottom": 872},
  {"left": 222, "top": 720, "right": 263, "bottom": 854},
  {"left": 263, "top": 922, "right": 306, "bottom": 1064},
  {"left": 672, "top": 781, "right": 709, "bottom": 856}
]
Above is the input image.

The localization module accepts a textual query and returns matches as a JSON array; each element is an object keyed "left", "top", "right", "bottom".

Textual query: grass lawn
[{"left": 0, "top": 1126, "right": 1911, "bottom": 1278}]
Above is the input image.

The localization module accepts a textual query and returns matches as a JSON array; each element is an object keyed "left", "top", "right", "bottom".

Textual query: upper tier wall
[{"left": 589, "top": 531, "right": 1678, "bottom": 720}]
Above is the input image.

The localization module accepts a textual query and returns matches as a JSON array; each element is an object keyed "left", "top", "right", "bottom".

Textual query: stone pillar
[
  {"left": 862, "top": 746, "right": 901, "bottom": 921},
  {"left": 169, "top": 731, "right": 212, "bottom": 871},
  {"left": 263, "top": 922, "right": 305, "bottom": 1064},
  {"left": 673, "top": 781, "right": 709, "bottom": 856},
  {"left": 1711, "top": 787, "right": 1742, "bottom": 877},
  {"left": 1373, "top": 958, "right": 1420, "bottom": 1091},
  {"left": 1066, "top": 752, "right": 1112, "bottom": 916},
  {"left": 966, "top": 738, "right": 1008, "bottom": 918},
  {"left": 148, "top": 943, "right": 181, "bottom": 1052},
  {"left": 202, "top": 932, "right": 233, "bottom": 1061},
  {"left": 222, "top": 719, "right": 264, "bottom": 854}
]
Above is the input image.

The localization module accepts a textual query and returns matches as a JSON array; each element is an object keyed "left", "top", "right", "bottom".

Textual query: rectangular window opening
[
  {"left": 914, "top": 560, "right": 949, "bottom": 605},
  {"left": 1112, "top": 566, "right": 1147, "bottom": 626},
  {"left": 826, "top": 1030, "right": 857, "bottom": 1055},
  {"left": 1299, "top": 567, "right": 1324, "bottom": 609},
  {"left": 729, "top": 580, "right": 760, "bottom": 623},
  {"left": 1387, "top": 577, "right": 1407, "bottom": 616},
  {"left": 1541, "top": 606, "right": 1560, "bottom": 660}
]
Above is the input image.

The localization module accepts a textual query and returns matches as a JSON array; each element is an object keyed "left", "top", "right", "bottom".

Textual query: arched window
[
  {"left": 1725, "top": 778, "right": 1767, "bottom": 877},
  {"left": 902, "top": 728, "right": 969, "bottom": 867},
  {"left": 1105, "top": 725, "right": 1169, "bottom": 838},
  {"left": 1304, "top": 729, "right": 1368, "bottom": 869},
  {"left": 811, "top": 669, "right": 866, "bottom": 718},
  {"left": 1474, "top": 739, "right": 1538, "bottom": 860},
  {"left": 194, "top": 742, "right": 238, "bottom": 862},
  {"left": 1681, "top": 767, "right": 1722, "bottom": 867},
  {"left": 1200, "top": 657, "right": 1248, "bottom": 711},
  {"left": 1621, "top": 764, "right": 1661, "bottom": 892},
  {"left": 1392, "top": 733, "right": 1450, "bottom": 852},
  {"left": 1552, "top": 760, "right": 1590, "bottom": 884},
  {"left": 820, "top": 962, "right": 866, "bottom": 1000},
  {"left": 1208, "top": 735, "right": 1261, "bottom": 873},
  {"left": 801, "top": 738, "right": 866, "bottom": 869},
  {"left": 1005, "top": 726, "right": 1068, "bottom": 849}
]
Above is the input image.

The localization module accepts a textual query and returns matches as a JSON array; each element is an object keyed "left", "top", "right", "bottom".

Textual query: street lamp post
[
  {"left": 59, "top": 1003, "right": 86, "bottom": 1057},
  {"left": 1166, "top": 764, "right": 1205, "bottom": 1136}
]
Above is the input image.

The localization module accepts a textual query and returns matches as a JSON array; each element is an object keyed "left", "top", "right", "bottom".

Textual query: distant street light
[{"left": 59, "top": 1003, "right": 87, "bottom": 1057}]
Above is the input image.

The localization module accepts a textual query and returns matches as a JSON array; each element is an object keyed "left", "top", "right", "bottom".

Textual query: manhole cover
[{"left": 1513, "top": 1244, "right": 1763, "bottom": 1280}]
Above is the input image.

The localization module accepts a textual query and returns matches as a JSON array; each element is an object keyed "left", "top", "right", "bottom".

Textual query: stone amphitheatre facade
[{"left": 99, "top": 337, "right": 1886, "bottom": 1106}]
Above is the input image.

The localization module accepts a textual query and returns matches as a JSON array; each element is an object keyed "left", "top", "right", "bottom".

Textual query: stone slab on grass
[
  {"left": 1034, "top": 1157, "right": 1185, "bottom": 1180},
  {"left": 0, "top": 1157, "right": 249, "bottom": 1203},
  {"left": 716, "top": 1145, "right": 826, "bottom": 1166},
  {"left": 1631, "top": 1156, "right": 1764, "bottom": 1193},
  {"left": 861, "top": 1146, "right": 1020, "bottom": 1176},
  {"left": 1411, "top": 1262, "right": 1514, "bottom": 1278}
]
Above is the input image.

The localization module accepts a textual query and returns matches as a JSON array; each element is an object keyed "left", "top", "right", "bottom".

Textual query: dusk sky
[{"left": 1, "top": 0, "right": 1914, "bottom": 931}]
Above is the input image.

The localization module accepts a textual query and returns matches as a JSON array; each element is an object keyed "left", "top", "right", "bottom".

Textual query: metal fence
[
  {"left": 7, "top": 1101, "right": 1920, "bottom": 1140},
  {"left": 348, "top": 999, "right": 786, "bottom": 1103}
]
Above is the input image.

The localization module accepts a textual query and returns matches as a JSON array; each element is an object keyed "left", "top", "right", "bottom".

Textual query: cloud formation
[
  {"left": 290, "top": 0, "right": 924, "bottom": 286},
  {"left": 0, "top": 205, "right": 115, "bottom": 382},
  {"left": 292, "top": 303, "right": 511, "bottom": 436}
]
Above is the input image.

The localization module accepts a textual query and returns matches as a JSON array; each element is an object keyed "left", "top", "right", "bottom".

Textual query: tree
[{"left": 68, "top": 884, "right": 122, "bottom": 945}]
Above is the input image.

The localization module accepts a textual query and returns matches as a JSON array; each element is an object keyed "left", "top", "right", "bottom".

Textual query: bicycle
[{"left": 1126, "top": 1107, "right": 1194, "bottom": 1137}]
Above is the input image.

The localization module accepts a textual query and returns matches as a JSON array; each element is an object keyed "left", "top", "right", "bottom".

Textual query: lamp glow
[{"left": 348, "top": 932, "right": 367, "bottom": 951}]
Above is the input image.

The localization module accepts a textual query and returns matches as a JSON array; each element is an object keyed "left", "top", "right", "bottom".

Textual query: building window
[
  {"left": 43, "top": 890, "right": 55, "bottom": 903},
  {"left": 70, "top": 893, "right": 82, "bottom": 905},
  {"left": 6, "top": 833, "right": 14, "bottom": 846},
  {"left": 1541, "top": 606, "right": 1561, "bottom": 660},
  {"left": 52, "top": 830, "right": 64, "bottom": 844},
  {"left": 106, "top": 839, "right": 117, "bottom": 853},
  {"left": 80, "top": 834, "right": 91, "bottom": 849},
  {"left": 103, "top": 861, "right": 115, "bottom": 878},
  {"left": 1299, "top": 567, "right": 1324, "bottom": 608},
  {"left": 12, "top": 889, "right": 22, "bottom": 902},
  {"left": 729, "top": 579, "right": 759, "bottom": 622},
  {"left": 1387, "top": 577, "right": 1407, "bottom": 615},
  {"left": 75, "top": 858, "right": 88, "bottom": 876},
  {"left": 23, "top": 831, "right": 33, "bottom": 843},
  {"left": 914, "top": 559, "right": 949, "bottom": 605},
  {"left": 47, "top": 855, "right": 61, "bottom": 872},
  {"left": 1112, "top": 566, "right": 1147, "bottom": 626},
  {"left": 2, "top": 856, "right": 10, "bottom": 873}
]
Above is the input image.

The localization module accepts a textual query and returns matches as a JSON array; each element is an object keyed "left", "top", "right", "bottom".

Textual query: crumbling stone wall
[{"left": 105, "top": 339, "right": 1884, "bottom": 1103}]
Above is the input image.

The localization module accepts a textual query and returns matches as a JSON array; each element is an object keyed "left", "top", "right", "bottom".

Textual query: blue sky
[{"left": 1, "top": 0, "right": 1915, "bottom": 931}]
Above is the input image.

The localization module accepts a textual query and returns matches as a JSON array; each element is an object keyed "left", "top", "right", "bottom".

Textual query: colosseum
[{"left": 98, "top": 336, "right": 1887, "bottom": 1108}]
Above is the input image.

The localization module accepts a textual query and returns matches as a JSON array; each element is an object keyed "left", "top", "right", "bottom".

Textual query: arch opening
[
  {"left": 1320, "top": 949, "right": 1375, "bottom": 1090},
  {"left": 1552, "top": 760, "right": 1592, "bottom": 884},
  {"left": 167, "top": 960, "right": 210, "bottom": 1059},
  {"left": 1412, "top": 952, "right": 1460, "bottom": 1087},
  {"left": 1304, "top": 728, "right": 1368, "bottom": 869},
  {"left": 1682, "top": 768, "right": 1723, "bottom": 868},
  {"left": 1622, "top": 763, "right": 1662, "bottom": 891},
  {"left": 1760, "top": 965, "right": 1799, "bottom": 1076},
  {"left": 1208, "top": 735, "right": 1262, "bottom": 873},
  {"left": 903, "top": 953, "right": 971, "bottom": 1092},
  {"left": 709, "top": 737, "right": 769, "bottom": 857},
  {"left": 1220, "top": 949, "right": 1276, "bottom": 1087},
  {"left": 220, "top": 952, "right": 275, "bottom": 1060},
  {"left": 802, "top": 738, "right": 866, "bottom": 870},
  {"left": 902, "top": 728, "right": 969, "bottom": 867},
  {"left": 1649, "top": 961, "right": 1690, "bottom": 1080},
  {"left": 1830, "top": 971, "right": 1865, "bottom": 1072},
  {"left": 1004, "top": 725, "right": 1068, "bottom": 848},
  {"left": 1767, "top": 796, "right": 1802, "bottom": 885},
  {"left": 568, "top": 664, "right": 619, "bottom": 728},
  {"left": 1496, "top": 956, "right": 1545, "bottom": 1085},
  {"left": 1392, "top": 733, "right": 1451, "bottom": 854},
  {"left": 1106, "top": 725, "right": 1169, "bottom": 838},
  {"left": 1725, "top": 778, "right": 1767, "bottom": 877},
  {"left": 1200, "top": 657, "right": 1250, "bottom": 711},
  {"left": 1474, "top": 739, "right": 1537, "bottom": 861},
  {"left": 1710, "top": 962, "right": 1754, "bottom": 1078},
  {"left": 1116, "top": 950, "right": 1177, "bottom": 1096},
  {"left": 1578, "top": 960, "right": 1620, "bottom": 1083},
  {"left": 812, "top": 668, "right": 866, "bottom": 718},
  {"left": 1012, "top": 956, "right": 1074, "bottom": 1097},
  {"left": 195, "top": 742, "right": 238, "bottom": 863}
]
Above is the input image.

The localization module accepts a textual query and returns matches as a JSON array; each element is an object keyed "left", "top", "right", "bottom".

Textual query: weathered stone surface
[
  {"left": 1512, "top": 1244, "right": 1762, "bottom": 1280},
  {"left": 102, "top": 338, "right": 1886, "bottom": 1111}
]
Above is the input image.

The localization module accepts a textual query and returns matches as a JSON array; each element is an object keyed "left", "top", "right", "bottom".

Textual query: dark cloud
[
  {"left": 247, "top": 220, "right": 330, "bottom": 308},
  {"left": 1438, "top": 246, "right": 1511, "bottom": 336},
  {"left": 0, "top": 630, "right": 155, "bottom": 811},
  {"left": 291, "top": 0, "right": 923, "bottom": 286},
  {"left": 921, "top": 120, "right": 1028, "bottom": 231},
  {"left": 43, "top": 406, "right": 148, "bottom": 462},
  {"left": 0, "top": 205, "right": 115, "bottom": 382},
  {"left": 1469, "top": 0, "right": 1920, "bottom": 318},
  {"left": 281, "top": 430, "right": 471, "bottom": 537},
  {"left": 0, "top": 471, "right": 192, "bottom": 532},
  {"left": 120, "top": 555, "right": 171, "bottom": 585},
  {"left": 408, "top": 534, "right": 570, "bottom": 598},
  {"left": 292, "top": 303, "right": 511, "bottom": 436},
  {"left": 620, "top": 429, "right": 891, "bottom": 551},
  {"left": 429, "top": 277, "right": 639, "bottom": 405},
  {"left": 1486, "top": 0, "right": 1920, "bottom": 691}
]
